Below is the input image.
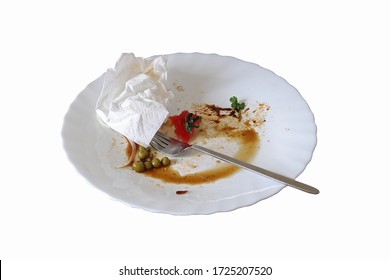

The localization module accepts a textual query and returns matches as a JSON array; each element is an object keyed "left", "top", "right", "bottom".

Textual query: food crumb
[
  {"left": 176, "top": 85, "right": 184, "bottom": 92},
  {"left": 176, "top": 190, "right": 188, "bottom": 195}
]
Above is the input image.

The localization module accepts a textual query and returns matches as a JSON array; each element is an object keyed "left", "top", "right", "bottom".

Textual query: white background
[{"left": 1, "top": 0, "right": 389, "bottom": 278}]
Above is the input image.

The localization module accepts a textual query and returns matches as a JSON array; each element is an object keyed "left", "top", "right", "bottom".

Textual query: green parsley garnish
[
  {"left": 184, "top": 112, "right": 202, "bottom": 134},
  {"left": 229, "top": 96, "right": 246, "bottom": 119}
]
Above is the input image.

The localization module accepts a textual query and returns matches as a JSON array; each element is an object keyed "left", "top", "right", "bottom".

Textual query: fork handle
[{"left": 191, "top": 145, "right": 319, "bottom": 194}]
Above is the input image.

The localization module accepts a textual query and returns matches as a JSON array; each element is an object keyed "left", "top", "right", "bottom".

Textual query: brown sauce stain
[
  {"left": 146, "top": 164, "right": 239, "bottom": 184},
  {"left": 144, "top": 109, "right": 260, "bottom": 184},
  {"left": 203, "top": 104, "right": 233, "bottom": 116},
  {"left": 176, "top": 190, "right": 188, "bottom": 195},
  {"left": 124, "top": 103, "right": 267, "bottom": 185}
]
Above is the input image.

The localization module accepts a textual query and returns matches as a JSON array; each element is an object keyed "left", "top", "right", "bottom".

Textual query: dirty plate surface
[{"left": 62, "top": 53, "right": 317, "bottom": 215}]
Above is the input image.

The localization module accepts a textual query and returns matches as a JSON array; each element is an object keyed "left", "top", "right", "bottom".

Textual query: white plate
[{"left": 62, "top": 53, "right": 317, "bottom": 215}]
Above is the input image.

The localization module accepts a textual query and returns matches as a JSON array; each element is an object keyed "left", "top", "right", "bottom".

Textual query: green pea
[
  {"left": 132, "top": 161, "right": 145, "bottom": 172},
  {"left": 161, "top": 157, "right": 170, "bottom": 166},
  {"left": 138, "top": 146, "right": 148, "bottom": 152},
  {"left": 144, "top": 161, "right": 153, "bottom": 170},
  {"left": 151, "top": 158, "right": 161, "bottom": 168},
  {"left": 138, "top": 148, "right": 149, "bottom": 160}
]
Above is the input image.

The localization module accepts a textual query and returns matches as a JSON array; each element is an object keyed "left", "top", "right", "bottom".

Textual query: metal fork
[{"left": 150, "top": 132, "right": 319, "bottom": 194}]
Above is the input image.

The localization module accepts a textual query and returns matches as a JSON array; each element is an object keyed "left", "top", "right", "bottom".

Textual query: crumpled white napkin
[{"left": 96, "top": 53, "right": 174, "bottom": 147}]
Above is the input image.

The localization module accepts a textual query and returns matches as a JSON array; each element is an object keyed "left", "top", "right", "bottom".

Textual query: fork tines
[
  {"left": 150, "top": 132, "right": 170, "bottom": 150},
  {"left": 155, "top": 131, "right": 171, "bottom": 142}
]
